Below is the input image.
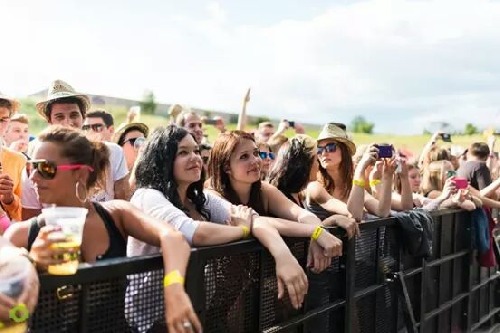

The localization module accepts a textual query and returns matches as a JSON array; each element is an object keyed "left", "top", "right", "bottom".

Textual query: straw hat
[
  {"left": 0, "top": 93, "right": 20, "bottom": 114},
  {"left": 36, "top": 80, "right": 91, "bottom": 121},
  {"left": 113, "top": 122, "right": 149, "bottom": 146},
  {"left": 317, "top": 123, "right": 356, "bottom": 156}
]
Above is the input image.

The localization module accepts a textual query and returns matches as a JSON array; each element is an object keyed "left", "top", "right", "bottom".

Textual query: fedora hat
[
  {"left": 0, "top": 93, "right": 20, "bottom": 115},
  {"left": 36, "top": 80, "right": 91, "bottom": 121},
  {"left": 317, "top": 123, "right": 356, "bottom": 156},
  {"left": 114, "top": 122, "right": 149, "bottom": 146}
]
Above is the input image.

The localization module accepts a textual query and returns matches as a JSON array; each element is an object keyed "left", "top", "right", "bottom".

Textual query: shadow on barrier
[{"left": 29, "top": 209, "right": 500, "bottom": 333}]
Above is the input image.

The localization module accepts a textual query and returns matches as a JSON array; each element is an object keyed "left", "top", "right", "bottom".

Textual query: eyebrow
[{"left": 178, "top": 144, "right": 198, "bottom": 149}]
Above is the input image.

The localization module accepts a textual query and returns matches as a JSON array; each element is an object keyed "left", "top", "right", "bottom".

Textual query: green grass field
[{"left": 21, "top": 98, "right": 488, "bottom": 157}]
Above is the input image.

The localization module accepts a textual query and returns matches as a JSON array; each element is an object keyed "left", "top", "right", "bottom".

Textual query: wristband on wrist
[
  {"left": 369, "top": 179, "right": 382, "bottom": 187},
  {"left": 163, "top": 270, "right": 185, "bottom": 288},
  {"left": 241, "top": 226, "right": 251, "bottom": 238},
  {"left": 311, "top": 226, "right": 324, "bottom": 241},
  {"left": 352, "top": 179, "right": 366, "bottom": 188}
]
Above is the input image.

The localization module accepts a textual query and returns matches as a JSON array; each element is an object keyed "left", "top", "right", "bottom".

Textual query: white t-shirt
[
  {"left": 125, "top": 188, "right": 232, "bottom": 333},
  {"left": 21, "top": 141, "right": 128, "bottom": 209}
]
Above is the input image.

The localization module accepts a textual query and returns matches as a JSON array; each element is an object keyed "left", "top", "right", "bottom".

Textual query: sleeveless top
[
  {"left": 27, "top": 202, "right": 126, "bottom": 259},
  {"left": 27, "top": 202, "right": 129, "bottom": 332},
  {"left": 305, "top": 200, "right": 333, "bottom": 220}
]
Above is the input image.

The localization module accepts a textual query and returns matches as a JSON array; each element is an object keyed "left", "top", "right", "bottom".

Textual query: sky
[{"left": 2, "top": 0, "right": 500, "bottom": 134}]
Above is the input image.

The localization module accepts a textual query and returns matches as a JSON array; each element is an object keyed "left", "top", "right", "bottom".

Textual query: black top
[
  {"left": 27, "top": 202, "right": 127, "bottom": 260},
  {"left": 457, "top": 160, "right": 492, "bottom": 191}
]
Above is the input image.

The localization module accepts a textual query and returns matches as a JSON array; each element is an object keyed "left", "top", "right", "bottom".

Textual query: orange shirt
[{"left": 1, "top": 147, "right": 26, "bottom": 221}]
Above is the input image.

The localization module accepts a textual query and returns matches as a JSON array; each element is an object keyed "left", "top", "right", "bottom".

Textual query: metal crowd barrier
[{"left": 29, "top": 209, "right": 499, "bottom": 332}]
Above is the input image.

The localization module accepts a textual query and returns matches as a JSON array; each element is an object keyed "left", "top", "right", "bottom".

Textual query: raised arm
[{"left": 236, "top": 88, "right": 251, "bottom": 131}]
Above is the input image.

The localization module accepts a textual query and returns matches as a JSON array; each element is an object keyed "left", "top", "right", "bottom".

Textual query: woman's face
[
  {"left": 30, "top": 142, "right": 78, "bottom": 205},
  {"left": 173, "top": 134, "right": 203, "bottom": 187},
  {"left": 317, "top": 140, "right": 342, "bottom": 170},
  {"left": 258, "top": 145, "right": 272, "bottom": 174},
  {"left": 408, "top": 168, "right": 421, "bottom": 193},
  {"left": 228, "top": 139, "right": 262, "bottom": 185}
]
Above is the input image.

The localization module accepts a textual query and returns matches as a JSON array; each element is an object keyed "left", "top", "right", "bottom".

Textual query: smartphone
[
  {"left": 376, "top": 144, "right": 393, "bottom": 158},
  {"left": 454, "top": 177, "right": 468, "bottom": 190},
  {"left": 440, "top": 133, "right": 452, "bottom": 142}
]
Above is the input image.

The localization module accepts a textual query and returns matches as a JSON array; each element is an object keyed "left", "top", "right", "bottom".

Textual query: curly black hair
[
  {"left": 268, "top": 137, "right": 315, "bottom": 195},
  {"left": 134, "top": 125, "right": 210, "bottom": 220}
]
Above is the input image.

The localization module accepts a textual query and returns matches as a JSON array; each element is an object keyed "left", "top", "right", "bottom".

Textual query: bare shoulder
[
  {"left": 306, "top": 181, "right": 328, "bottom": 202},
  {"left": 4, "top": 221, "right": 32, "bottom": 248},
  {"left": 98, "top": 200, "right": 136, "bottom": 220}
]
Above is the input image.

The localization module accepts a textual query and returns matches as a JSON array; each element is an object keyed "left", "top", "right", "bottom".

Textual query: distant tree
[
  {"left": 350, "top": 115, "right": 374, "bottom": 134},
  {"left": 140, "top": 90, "right": 157, "bottom": 115},
  {"left": 252, "top": 116, "right": 271, "bottom": 126},
  {"left": 203, "top": 110, "right": 212, "bottom": 118},
  {"left": 229, "top": 114, "right": 239, "bottom": 124},
  {"left": 464, "top": 123, "right": 478, "bottom": 135}
]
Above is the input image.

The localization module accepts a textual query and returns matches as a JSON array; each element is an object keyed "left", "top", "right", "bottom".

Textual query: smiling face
[
  {"left": 228, "top": 138, "right": 262, "bottom": 185},
  {"left": 173, "top": 134, "right": 203, "bottom": 187}
]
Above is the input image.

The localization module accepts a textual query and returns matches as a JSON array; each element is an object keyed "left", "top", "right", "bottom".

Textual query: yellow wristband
[
  {"left": 369, "top": 179, "right": 382, "bottom": 187},
  {"left": 352, "top": 179, "right": 366, "bottom": 188},
  {"left": 163, "top": 270, "right": 185, "bottom": 287},
  {"left": 311, "top": 226, "right": 324, "bottom": 241},
  {"left": 241, "top": 226, "right": 251, "bottom": 239}
]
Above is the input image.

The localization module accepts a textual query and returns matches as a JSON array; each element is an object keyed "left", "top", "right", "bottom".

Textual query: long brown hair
[
  {"left": 208, "top": 131, "right": 266, "bottom": 214},
  {"left": 317, "top": 140, "right": 353, "bottom": 200}
]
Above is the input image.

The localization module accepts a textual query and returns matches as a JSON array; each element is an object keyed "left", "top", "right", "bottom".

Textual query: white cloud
[{"left": 2, "top": 0, "right": 500, "bottom": 133}]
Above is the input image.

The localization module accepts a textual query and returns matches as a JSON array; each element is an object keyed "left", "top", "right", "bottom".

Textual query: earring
[{"left": 75, "top": 181, "right": 88, "bottom": 203}]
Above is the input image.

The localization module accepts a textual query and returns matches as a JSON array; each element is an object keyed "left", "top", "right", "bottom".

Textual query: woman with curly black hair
[{"left": 127, "top": 126, "right": 341, "bottom": 320}]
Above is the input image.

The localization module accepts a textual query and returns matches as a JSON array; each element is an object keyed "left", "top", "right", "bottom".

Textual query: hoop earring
[{"left": 75, "top": 181, "right": 88, "bottom": 203}]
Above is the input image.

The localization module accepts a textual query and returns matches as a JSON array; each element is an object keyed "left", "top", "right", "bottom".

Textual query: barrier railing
[{"left": 29, "top": 209, "right": 499, "bottom": 332}]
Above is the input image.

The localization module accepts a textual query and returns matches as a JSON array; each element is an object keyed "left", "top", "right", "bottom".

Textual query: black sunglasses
[
  {"left": 123, "top": 137, "right": 146, "bottom": 150},
  {"left": 317, "top": 142, "right": 337, "bottom": 155},
  {"left": 30, "top": 160, "right": 94, "bottom": 180},
  {"left": 259, "top": 151, "right": 275, "bottom": 160},
  {"left": 82, "top": 124, "right": 105, "bottom": 132}
]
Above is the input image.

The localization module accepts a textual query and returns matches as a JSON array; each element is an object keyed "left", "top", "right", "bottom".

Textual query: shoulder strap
[{"left": 27, "top": 218, "right": 40, "bottom": 252}]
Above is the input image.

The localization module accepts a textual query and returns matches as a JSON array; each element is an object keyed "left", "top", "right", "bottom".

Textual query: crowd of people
[{"left": 0, "top": 80, "right": 498, "bottom": 332}]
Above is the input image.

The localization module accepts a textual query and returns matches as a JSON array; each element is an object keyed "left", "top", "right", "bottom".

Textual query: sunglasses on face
[
  {"left": 317, "top": 142, "right": 338, "bottom": 155},
  {"left": 30, "top": 160, "right": 94, "bottom": 180},
  {"left": 259, "top": 151, "right": 275, "bottom": 160},
  {"left": 123, "top": 137, "right": 146, "bottom": 150},
  {"left": 82, "top": 124, "right": 105, "bottom": 132}
]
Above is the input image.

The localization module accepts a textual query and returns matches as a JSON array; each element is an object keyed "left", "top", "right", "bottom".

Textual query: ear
[{"left": 108, "top": 125, "right": 115, "bottom": 134}]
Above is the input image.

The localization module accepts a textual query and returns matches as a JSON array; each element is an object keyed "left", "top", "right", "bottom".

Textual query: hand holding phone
[{"left": 440, "top": 133, "right": 452, "bottom": 142}]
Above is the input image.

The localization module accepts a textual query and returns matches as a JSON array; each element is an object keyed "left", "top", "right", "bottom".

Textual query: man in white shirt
[{"left": 21, "top": 80, "right": 129, "bottom": 219}]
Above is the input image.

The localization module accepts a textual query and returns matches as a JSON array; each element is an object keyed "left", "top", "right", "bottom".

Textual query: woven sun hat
[
  {"left": 113, "top": 122, "right": 150, "bottom": 146},
  {"left": 0, "top": 93, "right": 20, "bottom": 114},
  {"left": 36, "top": 80, "right": 91, "bottom": 121},
  {"left": 317, "top": 122, "right": 356, "bottom": 156}
]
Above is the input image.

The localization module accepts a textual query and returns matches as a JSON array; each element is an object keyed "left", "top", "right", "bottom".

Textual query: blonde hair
[
  {"left": 10, "top": 113, "right": 29, "bottom": 124},
  {"left": 421, "top": 160, "right": 452, "bottom": 194},
  {"left": 268, "top": 134, "right": 288, "bottom": 153}
]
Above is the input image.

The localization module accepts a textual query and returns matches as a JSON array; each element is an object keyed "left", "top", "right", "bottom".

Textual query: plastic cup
[
  {"left": 0, "top": 257, "right": 30, "bottom": 332},
  {"left": 41, "top": 207, "right": 88, "bottom": 275}
]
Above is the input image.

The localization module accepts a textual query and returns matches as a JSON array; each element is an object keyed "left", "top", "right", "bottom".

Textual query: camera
[
  {"left": 440, "top": 133, "right": 452, "bottom": 142},
  {"left": 376, "top": 144, "right": 393, "bottom": 158}
]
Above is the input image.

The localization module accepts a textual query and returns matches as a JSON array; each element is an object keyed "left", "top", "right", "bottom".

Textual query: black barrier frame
[{"left": 30, "top": 209, "right": 500, "bottom": 333}]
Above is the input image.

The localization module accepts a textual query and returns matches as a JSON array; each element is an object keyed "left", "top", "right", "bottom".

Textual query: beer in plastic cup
[{"left": 41, "top": 207, "right": 88, "bottom": 275}]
